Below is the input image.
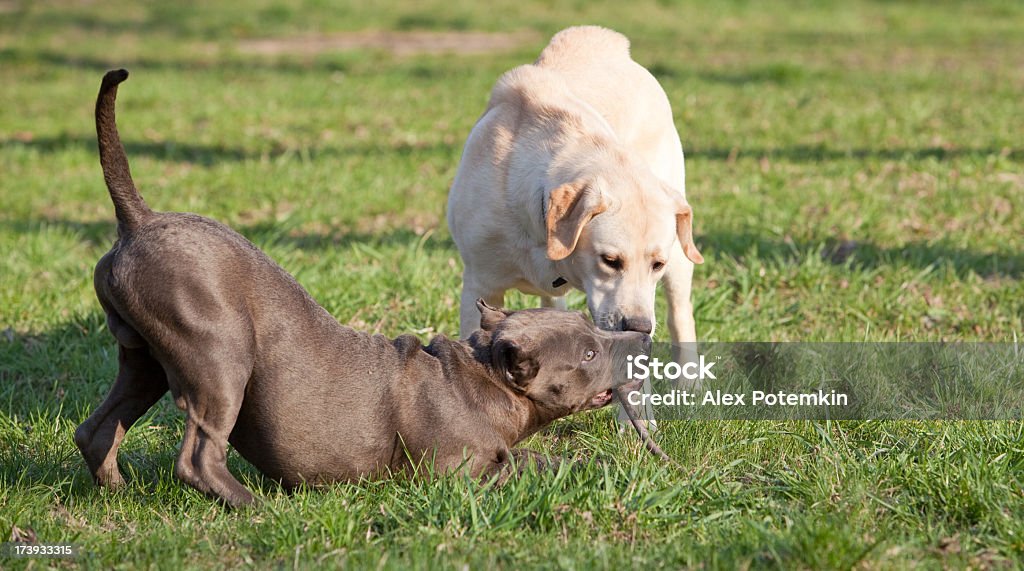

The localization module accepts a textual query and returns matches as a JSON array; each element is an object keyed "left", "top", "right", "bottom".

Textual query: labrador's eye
[
  {"left": 652, "top": 260, "right": 666, "bottom": 272},
  {"left": 583, "top": 349, "right": 597, "bottom": 362},
  {"left": 601, "top": 255, "right": 623, "bottom": 271}
]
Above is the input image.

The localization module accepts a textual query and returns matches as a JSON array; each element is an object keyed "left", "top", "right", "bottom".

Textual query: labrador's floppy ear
[
  {"left": 675, "top": 203, "right": 704, "bottom": 264},
  {"left": 662, "top": 185, "right": 703, "bottom": 265},
  {"left": 546, "top": 181, "right": 608, "bottom": 261},
  {"left": 491, "top": 337, "right": 539, "bottom": 389},
  {"left": 476, "top": 299, "right": 511, "bottom": 332}
]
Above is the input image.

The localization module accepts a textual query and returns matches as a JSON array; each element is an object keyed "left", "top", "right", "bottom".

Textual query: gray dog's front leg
[
  {"left": 489, "top": 449, "right": 597, "bottom": 485},
  {"left": 509, "top": 449, "right": 565, "bottom": 473}
]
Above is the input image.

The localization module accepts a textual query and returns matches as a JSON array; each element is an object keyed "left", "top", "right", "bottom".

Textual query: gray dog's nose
[{"left": 621, "top": 316, "right": 653, "bottom": 335}]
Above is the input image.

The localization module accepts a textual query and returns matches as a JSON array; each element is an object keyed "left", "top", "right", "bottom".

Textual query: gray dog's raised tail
[{"left": 96, "top": 69, "right": 151, "bottom": 231}]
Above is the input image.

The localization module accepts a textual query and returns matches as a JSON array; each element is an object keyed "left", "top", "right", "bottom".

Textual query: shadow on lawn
[
  {"left": 688, "top": 144, "right": 1022, "bottom": 163},
  {"left": 0, "top": 217, "right": 455, "bottom": 254},
  {"left": 6, "top": 132, "right": 1018, "bottom": 168},
  {"left": 0, "top": 134, "right": 458, "bottom": 168},
  {"left": 3, "top": 44, "right": 498, "bottom": 86},
  {"left": 7, "top": 9, "right": 241, "bottom": 41},
  {"left": 3, "top": 135, "right": 252, "bottom": 166},
  {"left": 236, "top": 220, "right": 455, "bottom": 252},
  {"left": 2, "top": 316, "right": 123, "bottom": 419},
  {"left": 3, "top": 214, "right": 1019, "bottom": 280},
  {"left": 699, "top": 229, "right": 1023, "bottom": 279},
  {"left": 0, "top": 441, "right": 271, "bottom": 504},
  {"left": 8, "top": 133, "right": 1015, "bottom": 176},
  {"left": 2, "top": 46, "right": 358, "bottom": 76}
]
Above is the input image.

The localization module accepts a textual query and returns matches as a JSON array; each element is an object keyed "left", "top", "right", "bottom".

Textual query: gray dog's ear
[
  {"left": 492, "top": 338, "right": 539, "bottom": 388},
  {"left": 546, "top": 181, "right": 608, "bottom": 261},
  {"left": 477, "top": 299, "right": 511, "bottom": 332}
]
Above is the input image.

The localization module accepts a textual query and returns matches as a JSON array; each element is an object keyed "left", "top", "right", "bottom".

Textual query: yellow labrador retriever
[{"left": 448, "top": 26, "right": 703, "bottom": 348}]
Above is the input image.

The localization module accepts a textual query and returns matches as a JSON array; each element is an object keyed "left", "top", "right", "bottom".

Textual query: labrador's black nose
[{"left": 621, "top": 316, "right": 653, "bottom": 335}]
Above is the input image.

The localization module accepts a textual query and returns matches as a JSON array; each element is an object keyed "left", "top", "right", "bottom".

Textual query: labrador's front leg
[{"left": 662, "top": 241, "right": 700, "bottom": 386}]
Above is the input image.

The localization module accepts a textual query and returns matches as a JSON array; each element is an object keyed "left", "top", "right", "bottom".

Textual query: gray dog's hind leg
[
  {"left": 172, "top": 361, "right": 255, "bottom": 508},
  {"left": 75, "top": 345, "right": 169, "bottom": 488}
]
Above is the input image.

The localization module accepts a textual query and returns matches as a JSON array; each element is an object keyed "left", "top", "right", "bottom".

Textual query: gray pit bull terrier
[{"left": 74, "top": 70, "right": 651, "bottom": 507}]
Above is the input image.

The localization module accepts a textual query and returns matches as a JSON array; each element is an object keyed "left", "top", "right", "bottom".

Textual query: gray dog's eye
[{"left": 583, "top": 349, "right": 597, "bottom": 362}]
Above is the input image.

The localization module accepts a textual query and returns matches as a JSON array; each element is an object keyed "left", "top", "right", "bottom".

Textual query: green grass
[{"left": 1, "top": 0, "right": 1023, "bottom": 568}]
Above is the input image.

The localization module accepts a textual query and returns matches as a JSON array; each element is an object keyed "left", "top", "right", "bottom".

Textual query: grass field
[{"left": 2, "top": 0, "right": 1023, "bottom": 568}]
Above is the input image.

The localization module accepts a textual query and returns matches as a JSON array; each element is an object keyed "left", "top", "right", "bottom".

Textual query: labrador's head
[
  {"left": 476, "top": 300, "right": 650, "bottom": 417},
  {"left": 544, "top": 165, "right": 703, "bottom": 335}
]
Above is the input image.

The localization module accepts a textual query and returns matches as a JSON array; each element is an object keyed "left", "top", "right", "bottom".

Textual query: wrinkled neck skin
[{"left": 424, "top": 331, "right": 563, "bottom": 446}]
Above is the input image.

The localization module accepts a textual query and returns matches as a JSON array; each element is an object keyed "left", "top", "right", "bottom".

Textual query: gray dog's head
[{"left": 475, "top": 299, "right": 650, "bottom": 415}]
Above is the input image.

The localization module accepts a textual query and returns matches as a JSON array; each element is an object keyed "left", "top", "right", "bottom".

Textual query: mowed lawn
[{"left": 2, "top": 0, "right": 1023, "bottom": 568}]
